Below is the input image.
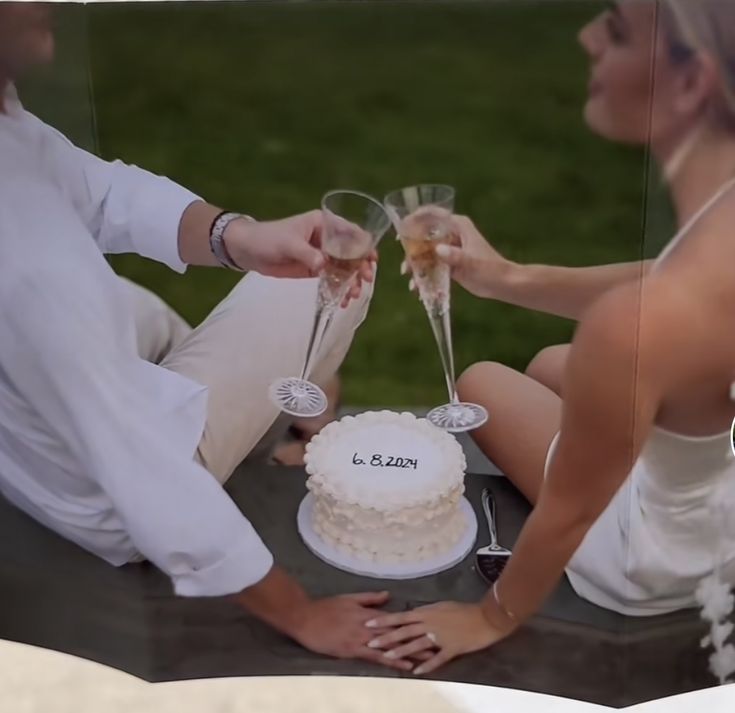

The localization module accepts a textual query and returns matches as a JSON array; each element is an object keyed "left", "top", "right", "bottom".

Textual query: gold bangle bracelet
[{"left": 492, "top": 581, "right": 518, "bottom": 624}]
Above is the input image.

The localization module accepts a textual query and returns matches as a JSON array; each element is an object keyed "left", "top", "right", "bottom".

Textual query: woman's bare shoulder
[{"left": 576, "top": 276, "right": 714, "bottom": 365}]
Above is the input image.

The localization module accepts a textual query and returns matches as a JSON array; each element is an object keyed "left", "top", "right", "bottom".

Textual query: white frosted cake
[{"left": 303, "top": 410, "right": 468, "bottom": 564}]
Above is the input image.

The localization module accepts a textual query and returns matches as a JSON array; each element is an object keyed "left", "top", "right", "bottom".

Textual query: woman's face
[
  {"left": 0, "top": 2, "right": 54, "bottom": 79},
  {"left": 579, "top": 1, "right": 695, "bottom": 147}
]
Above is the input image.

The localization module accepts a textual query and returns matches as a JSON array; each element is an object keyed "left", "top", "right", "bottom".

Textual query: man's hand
[
  {"left": 288, "top": 592, "right": 414, "bottom": 671},
  {"left": 231, "top": 567, "right": 410, "bottom": 671},
  {"left": 224, "top": 211, "right": 377, "bottom": 302},
  {"left": 223, "top": 211, "right": 326, "bottom": 279},
  {"left": 177, "top": 202, "right": 376, "bottom": 303}
]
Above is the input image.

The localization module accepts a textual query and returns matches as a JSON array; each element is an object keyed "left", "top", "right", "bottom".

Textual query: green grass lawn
[{"left": 24, "top": 1, "right": 670, "bottom": 406}]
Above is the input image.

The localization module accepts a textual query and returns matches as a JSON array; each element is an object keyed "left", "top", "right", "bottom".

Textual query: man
[{"left": 0, "top": 2, "right": 409, "bottom": 671}]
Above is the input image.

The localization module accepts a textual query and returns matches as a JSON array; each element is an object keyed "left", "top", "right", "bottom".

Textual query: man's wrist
[
  {"left": 221, "top": 215, "right": 258, "bottom": 272},
  {"left": 210, "top": 212, "right": 255, "bottom": 271},
  {"left": 230, "top": 565, "right": 312, "bottom": 640},
  {"left": 178, "top": 201, "right": 227, "bottom": 267}
]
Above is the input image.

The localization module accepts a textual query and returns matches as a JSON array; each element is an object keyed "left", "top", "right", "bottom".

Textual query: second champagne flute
[
  {"left": 268, "top": 190, "right": 391, "bottom": 418},
  {"left": 384, "top": 184, "right": 488, "bottom": 433}
]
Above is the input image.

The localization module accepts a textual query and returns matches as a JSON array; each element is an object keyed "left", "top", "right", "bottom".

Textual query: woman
[{"left": 365, "top": 0, "right": 735, "bottom": 674}]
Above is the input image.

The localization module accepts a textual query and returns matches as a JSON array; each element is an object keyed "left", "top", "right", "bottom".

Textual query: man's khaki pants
[{"left": 120, "top": 272, "right": 371, "bottom": 484}]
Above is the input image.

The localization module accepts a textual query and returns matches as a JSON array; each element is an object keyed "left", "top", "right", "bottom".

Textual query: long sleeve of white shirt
[
  {"left": 12, "top": 84, "right": 200, "bottom": 273},
  {"left": 55, "top": 142, "right": 199, "bottom": 272}
]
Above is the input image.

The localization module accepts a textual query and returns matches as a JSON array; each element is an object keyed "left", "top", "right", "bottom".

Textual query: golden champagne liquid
[
  {"left": 323, "top": 252, "right": 364, "bottom": 291},
  {"left": 318, "top": 234, "right": 370, "bottom": 306},
  {"left": 399, "top": 232, "right": 452, "bottom": 315},
  {"left": 398, "top": 210, "right": 456, "bottom": 395}
]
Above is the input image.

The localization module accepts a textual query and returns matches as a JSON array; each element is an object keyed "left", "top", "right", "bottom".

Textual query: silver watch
[{"left": 209, "top": 211, "right": 255, "bottom": 271}]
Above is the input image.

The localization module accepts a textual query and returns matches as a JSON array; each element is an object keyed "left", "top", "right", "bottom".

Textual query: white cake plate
[{"left": 297, "top": 493, "right": 478, "bottom": 580}]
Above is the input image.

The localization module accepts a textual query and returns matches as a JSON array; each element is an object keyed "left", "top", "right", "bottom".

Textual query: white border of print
[{"left": 2, "top": 638, "right": 735, "bottom": 713}]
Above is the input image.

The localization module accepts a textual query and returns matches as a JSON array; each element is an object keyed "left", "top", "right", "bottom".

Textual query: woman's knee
[
  {"left": 457, "top": 360, "right": 513, "bottom": 400},
  {"left": 525, "top": 344, "right": 569, "bottom": 384}
]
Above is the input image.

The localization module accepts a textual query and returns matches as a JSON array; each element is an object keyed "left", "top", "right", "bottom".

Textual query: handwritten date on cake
[{"left": 352, "top": 453, "right": 418, "bottom": 469}]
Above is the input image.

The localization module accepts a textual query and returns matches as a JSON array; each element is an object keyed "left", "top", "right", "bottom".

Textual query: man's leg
[
  {"left": 159, "top": 272, "right": 372, "bottom": 484},
  {"left": 118, "top": 276, "right": 193, "bottom": 363},
  {"left": 271, "top": 372, "right": 342, "bottom": 466}
]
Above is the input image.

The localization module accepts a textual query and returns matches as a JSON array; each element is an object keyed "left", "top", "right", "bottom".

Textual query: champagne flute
[
  {"left": 269, "top": 190, "right": 391, "bottom": 417},
  {"left": 384, "top": 184, "right": 488, "bottom": 433}
]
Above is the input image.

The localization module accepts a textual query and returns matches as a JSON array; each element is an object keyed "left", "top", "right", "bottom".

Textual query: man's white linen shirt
[{"left": 0, "top": 86, "right": 273, "bottom": 596}]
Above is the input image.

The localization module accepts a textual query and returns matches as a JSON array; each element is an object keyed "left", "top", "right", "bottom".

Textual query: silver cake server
[{"left": 475, "top": 488, "right": 512, "bottom": 584}]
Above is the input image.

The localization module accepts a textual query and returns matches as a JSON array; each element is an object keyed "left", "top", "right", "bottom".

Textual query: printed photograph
[{"left": 2, "top": 0, "right": 735, "bottom": 709}]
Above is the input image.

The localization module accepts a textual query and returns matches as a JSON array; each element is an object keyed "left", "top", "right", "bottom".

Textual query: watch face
[
  {"left": 210, "top": 231, "right": 229, "bottom": 268},
  {"left": 212, "top": 230, "right": 240, "bottom": 270},
  {"left": 216, "top": 240, "right": 235, "bottom": 269},
  {"left": 210, "top": 213, "right": 249, "bottom": 271}
]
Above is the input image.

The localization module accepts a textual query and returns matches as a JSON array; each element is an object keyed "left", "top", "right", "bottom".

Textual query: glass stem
[
  {"left": 314, "top": 312, "right": 335, "bottom": 359},
  {"left": 310, "top": 276, "right": 355, "bottom": 370},
  {"left": 300, "top": 302, "right": 335, "bottom": 381},
  {"left": 427, "top": 304, "right": 459, "bottom": 404}
]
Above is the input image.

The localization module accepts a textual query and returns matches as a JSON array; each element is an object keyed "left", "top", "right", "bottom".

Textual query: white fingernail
[
  {"left": 400, "top": 260, "right": 407, "bottom": 275},
  {"left": 409, "top": 279, "right": 415, "bottom": 291},
  {"left": 414, "top": 666, "right": 425, "bottom": 675},
  {"left": 383, "top": 651, "right": 397, "bottom": 660},
  {"left": 367, "top": 639, "right": 380, "bottom": 649},
  {"left": 365, "top": 619, "right": 378, "bottom": 628}
]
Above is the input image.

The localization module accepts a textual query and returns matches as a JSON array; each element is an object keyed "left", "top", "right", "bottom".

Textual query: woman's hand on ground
[
  {"left": 363, "top": 601, "right": 514, "bottom": 675},
  {"left": 289, "top": 592, "right": 415, "bottom": 671}
]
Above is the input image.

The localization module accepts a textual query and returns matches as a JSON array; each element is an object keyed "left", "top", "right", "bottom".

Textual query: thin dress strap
[{"left": 652, "top": 175, "right": 735, "bottom": 273}]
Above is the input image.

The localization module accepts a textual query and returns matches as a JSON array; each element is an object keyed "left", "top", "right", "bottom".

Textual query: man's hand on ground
[
  {"left": 288, "top": 592, "right": 414, "bottom": 671},
  {"left": 232, "top": 567, "right": 411, "bottom": 671}
]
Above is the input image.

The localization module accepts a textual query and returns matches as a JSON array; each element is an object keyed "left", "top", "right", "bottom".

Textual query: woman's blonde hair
[{"left": 661, "top": 0, "right": 735, "bottom": 130}]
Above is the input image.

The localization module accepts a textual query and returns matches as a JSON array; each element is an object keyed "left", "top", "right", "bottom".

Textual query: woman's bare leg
[
  {"left": 524, "top": 343, "right": 571, "bottom": 397},
  {"left": 457, "top": 362, "right": 563, "bottom": 505}
]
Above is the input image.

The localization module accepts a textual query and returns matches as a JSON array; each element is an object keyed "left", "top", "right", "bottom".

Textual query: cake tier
[
  {"left": 312, "top": 487, "right": 468, "bottom": 563},
  {"left": 304, "top": 410, "right": 467, "bottom": 562}
]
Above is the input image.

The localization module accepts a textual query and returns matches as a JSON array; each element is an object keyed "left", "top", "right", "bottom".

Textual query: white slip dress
[{"left": 544, "top": 177, "right": 735, "bottom": 616}]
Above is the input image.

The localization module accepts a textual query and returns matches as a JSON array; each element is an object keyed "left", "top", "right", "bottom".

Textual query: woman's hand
[
  {"left": 363, "top": 601, "right": 515, "bottom": 675},
  {"left": 429, "top": 215, "right": 516, "bottom": 299}
]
